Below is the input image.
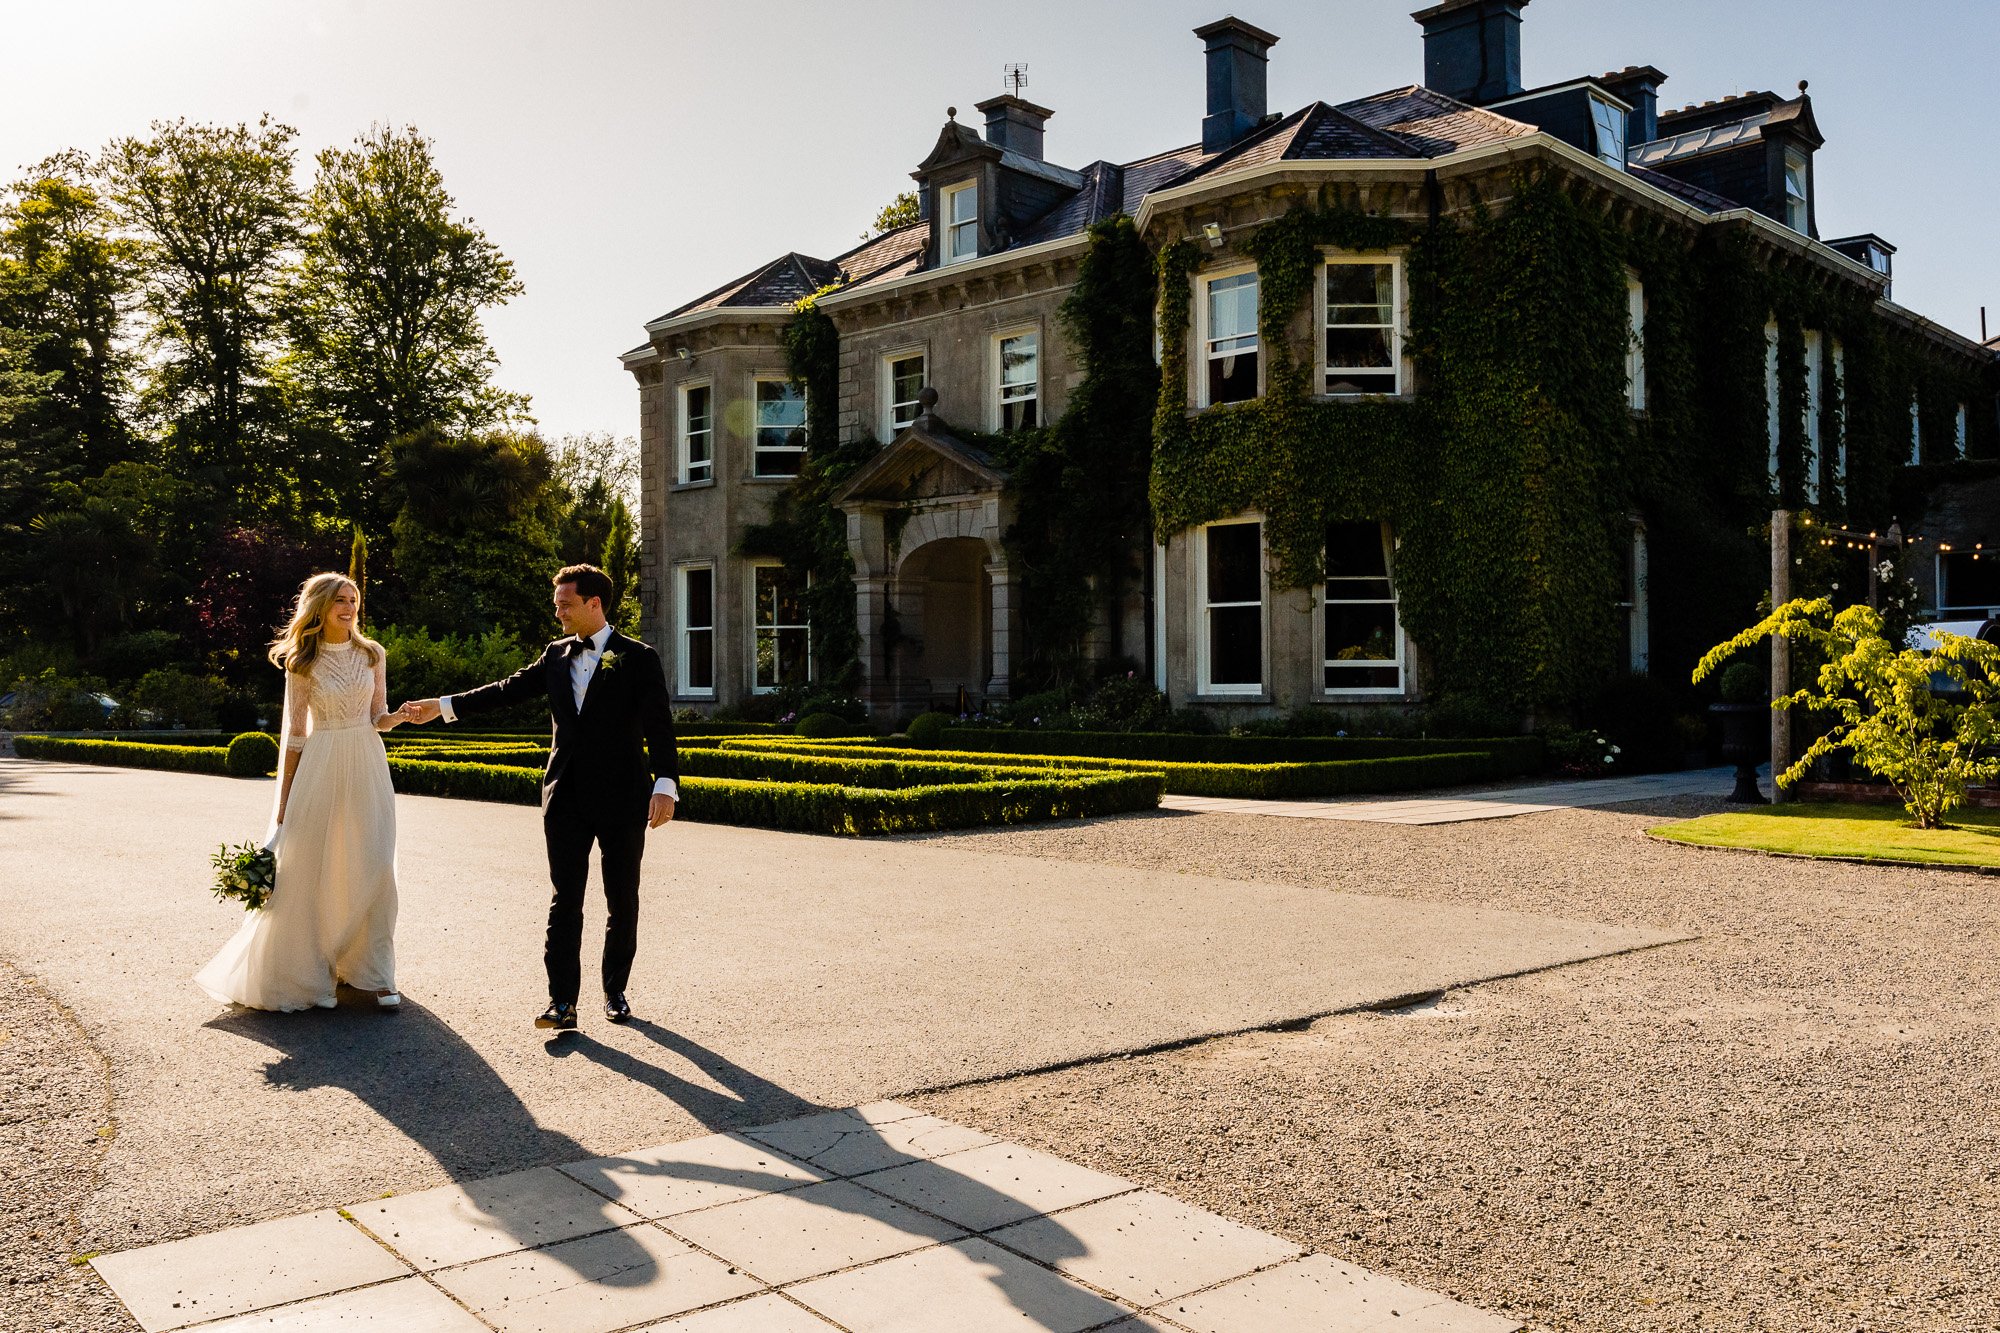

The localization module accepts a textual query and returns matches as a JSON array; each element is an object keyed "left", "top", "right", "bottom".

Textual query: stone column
[
  {"left": 986, "top": 559, "right": 1013, "bottom": 698},
  {"left": 847, "top": 508, "right": 894, "bottom": 718}
]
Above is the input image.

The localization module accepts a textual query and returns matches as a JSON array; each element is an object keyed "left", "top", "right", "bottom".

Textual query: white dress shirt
[{"left": 440, "top": 623, "right": 677, "bottom": 800}]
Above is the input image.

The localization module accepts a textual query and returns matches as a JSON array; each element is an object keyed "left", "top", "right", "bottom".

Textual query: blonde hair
[{"left": 269, "top": 572, "right": 381, "bottom": 674}]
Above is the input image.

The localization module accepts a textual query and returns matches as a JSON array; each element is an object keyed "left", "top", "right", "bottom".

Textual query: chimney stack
[
  {"left": 1413, "top": 0, "right": 1528, "bottom": 106},
  {"left": 976, "top": 94, "right": 1053, "bottom": 161},
  {"left": 1600, "top": 66, "right": 1668, "bottom": 146},
  {"left": 1195, "top": 17, "right": 1279, "bottom": 154}
]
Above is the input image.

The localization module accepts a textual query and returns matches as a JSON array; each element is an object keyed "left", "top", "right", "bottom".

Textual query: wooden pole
[{"left": 1770, "top": 509, "right": 1791, "bottom": 801}]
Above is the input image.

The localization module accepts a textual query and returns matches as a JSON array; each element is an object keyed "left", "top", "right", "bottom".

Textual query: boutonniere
[{"left": 598, "top": 649, "right": 622, "bottom": 672}]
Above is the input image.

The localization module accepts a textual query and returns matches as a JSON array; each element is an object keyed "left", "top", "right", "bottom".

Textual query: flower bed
[{"left": 715, "top": 738, "right": 1514, "bottom": 800}]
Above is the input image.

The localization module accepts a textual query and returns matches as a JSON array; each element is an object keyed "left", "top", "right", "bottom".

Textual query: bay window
[
  {"left": 1202, "top": 269, "right": 1260, "bottom": 405},
  {"left": 751, "top": 564, "right": 810, "bottom": 692},
  {"left": 753, "top": 377, "right": 807, "bottom": 477},
  {"left": 1323, "top": 523, "right": 1403, "bottom": 693},
  {"left": 1200, "top": 520, "right": 1264, "bottom": 694},
  {"left": 1322, "top": 258, "right": 1401, "bottom": 395}
]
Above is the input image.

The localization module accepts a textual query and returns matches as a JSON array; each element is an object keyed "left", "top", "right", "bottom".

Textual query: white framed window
[
  {"left": 1831, "top": 338, "right": 1847, "bottom": 485},
  {"left": 1615, "top": 523, "right": 1650, "bottom": 676},
  {"left": 1198, "top": 519, "right": 1264, "bottom": 695},
  {"left": 1956, "top": 402, "right": 1969, "bottom": 458},
  {"left": 678, "top": 564, "right": 715, "bottom": 696},
  {"left": 750, "top": 563, "right": 810, "bottom": 692},
  {"left": 943, "top": 180, "right": 978, "bottom": 265},
  {"left": 1625, "top": 272, "right": 1647, "bottom": 411},
  {"left": 1765, "top": 319, "right": 1782, "bottom": 484},
  {"left": 752, "top": 376, "right": 807, "bottom": 477},
  {"left": 1802, "top": 329, "right": 1823, "bottom": 505},
  {"left": 1320, "top": 255, "right": 1403, "bottom": 395},
  {"left": 1589, "top": 94, "right": 1627, "bottom": 169},
  {"left": 1909, "top": 396, "right": 1922, "bottom": 466},
  {"left": 1323, "top": 522, "right": 1403, "bottom": 694},
  {"left": 1200, "top": 267, "right": 1260, "bottom": 406},
  {"left": 994, "top": 330, "right": 1038, "bottom": 431},
  {"left": 1783, "top": 149, "right": 1809, "bottom": 232},
  {"left": 883, "top": 351, "right": 925, "bottom": 437},
  {"left": 677, "top": 381, "right": 713, "bottom": 484}
]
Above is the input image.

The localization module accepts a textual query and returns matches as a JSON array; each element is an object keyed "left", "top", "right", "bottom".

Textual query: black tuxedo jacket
[{"left": 450, "top": 629, "right": 678, "bottom": 816}]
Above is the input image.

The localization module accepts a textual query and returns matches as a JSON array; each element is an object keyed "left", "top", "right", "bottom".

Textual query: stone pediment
[{"left": 832, "top": 419, "right": 1009, "bottom": 507}]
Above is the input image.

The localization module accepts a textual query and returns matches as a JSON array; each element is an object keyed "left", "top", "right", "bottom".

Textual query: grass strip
[{"left": 1649, "top": 803, "right": 2000, "bottom": 870}]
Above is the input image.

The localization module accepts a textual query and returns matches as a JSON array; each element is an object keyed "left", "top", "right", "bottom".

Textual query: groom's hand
[
  {"left": 648, "top": 793, "right": 676, "bottom": 828},
  {"left": 402, "top": 698, "right": 442, "bottom": 724}
]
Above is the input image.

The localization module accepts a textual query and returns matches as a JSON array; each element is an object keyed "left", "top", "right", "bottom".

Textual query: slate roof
[
  {"left": 645, "top": 79, "right": 1731, "bottom": 326},
  {"left": 1628, "top": 164, "right": 1739, "bottom": 212}
]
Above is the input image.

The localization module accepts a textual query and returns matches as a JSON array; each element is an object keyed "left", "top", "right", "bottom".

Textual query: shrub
[
  {"left": 904, "top": 712, "right": 952, "bottom": 747},
  {"left": 1422, "top": 694, "right": 1521, "bottom": 738},
  {"left": 795, "top": 712, "right": 854, "bottom": 739},
  {"left": 375, "top": 624, "right": 537, "bottom": 720},
  {"left": 887, "top": 726, "right": 1544, "bottom": 772},
  {"left": 3, "top": 670, "right": 113, "bottom": 730},
  {"left": 97, "top": 630, "right": 189, "bottom": 684},
  {"left": 15, "top": 735, "right": 230, "bottom": 774},
  {"left": 1585, "top": 674, "right": 1693, "bottom": 773},
  {"left": 225, "top": 731, "right": 280, "bottom": 777},
  {"left": 1072, "top": 674, "right": 1169, "bottom": 732},
  {"left": 1718, "top": 660, "right": 1765, "bottom": 704},
  {"left": 1164, "top": 707, "right": 1218, "bottom": 735},
  {"left": 126, "top": 668, "right": 229, "bottom": 729}
]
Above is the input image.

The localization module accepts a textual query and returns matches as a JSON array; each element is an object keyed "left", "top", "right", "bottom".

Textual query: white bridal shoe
[{"left": 376, "top": 991, "right": 402, "bottom": 1010}]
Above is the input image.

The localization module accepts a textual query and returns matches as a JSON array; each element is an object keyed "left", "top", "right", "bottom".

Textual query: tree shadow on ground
[{"left": 206, "top": 1000, "right": 1097, "bottom": 1326}]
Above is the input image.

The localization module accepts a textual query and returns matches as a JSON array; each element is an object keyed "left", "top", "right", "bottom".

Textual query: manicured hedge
[
  {"left": 14, "top": 735, "right": 1163, "bottom": 834},
  {"left": 683, "top": 772, "right": 1162, "bottom": 835},
  {"left": 682, "top": 747, "right": 1051, "bottom": 789},
  {"left": 718, "top": 738, "right": 1518, "bottom": 799},
  {"left": 932, "top": 727, "right": 1544, "bottom": 771}
]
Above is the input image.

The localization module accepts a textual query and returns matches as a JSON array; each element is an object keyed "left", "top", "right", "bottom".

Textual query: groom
[{"left": 405, "top": 564, "right": 678, "bottom": 1032}]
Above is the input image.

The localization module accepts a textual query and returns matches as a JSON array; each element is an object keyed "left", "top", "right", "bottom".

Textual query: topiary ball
[
  {"left": 226, "top": 730, "right": 280, "bottom": 778},
  {"left": 904, "top": 711, "right": 953, "bottom": 747},
  {"left": 795, "top": 712, "right": 849, "bottom": 739}
]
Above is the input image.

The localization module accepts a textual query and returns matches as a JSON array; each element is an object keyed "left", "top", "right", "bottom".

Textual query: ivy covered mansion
[{"left": 622, "top": 2, "right": 1996, "bottom": 723}]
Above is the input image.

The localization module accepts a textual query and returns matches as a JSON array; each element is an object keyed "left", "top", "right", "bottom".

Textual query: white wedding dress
[{"left": 195, "top": 640, "right": 400, "bottom": 1011}]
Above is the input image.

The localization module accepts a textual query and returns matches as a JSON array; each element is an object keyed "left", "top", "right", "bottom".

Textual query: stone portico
[{"left": 834, "top": 403, "right": 1017, "bottom": 717}]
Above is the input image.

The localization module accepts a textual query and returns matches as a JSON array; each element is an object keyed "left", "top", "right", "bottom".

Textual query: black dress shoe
[
  {"left": 535, "top": 1003, "right": 578, "bottom": 1031},
  {"left": 605, "top": 992, "right": 632, "bottom": 1024}
]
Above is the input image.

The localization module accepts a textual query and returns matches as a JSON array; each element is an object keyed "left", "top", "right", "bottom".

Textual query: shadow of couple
[{"left": 205, "top": 999, "right": 1101, "bottom": 1327}]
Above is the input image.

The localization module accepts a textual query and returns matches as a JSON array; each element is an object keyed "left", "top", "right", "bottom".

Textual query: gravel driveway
[{"left": 912, "top": 795, "right": 2000, "bottom": 1333}]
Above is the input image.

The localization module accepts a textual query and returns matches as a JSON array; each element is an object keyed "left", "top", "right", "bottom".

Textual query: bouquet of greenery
[{"left": 209, "top": 841, "right": 276, "bottom": 911}]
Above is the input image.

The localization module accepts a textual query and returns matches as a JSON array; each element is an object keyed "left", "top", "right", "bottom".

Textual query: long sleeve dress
[{"left": 194, "top": 640, "right": 400, "bottom": 1010}]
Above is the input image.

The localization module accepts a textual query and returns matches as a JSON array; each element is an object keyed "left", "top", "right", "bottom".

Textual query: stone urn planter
[{"left": 1708, "top": 702, "right": 1769, "bottom": 803}]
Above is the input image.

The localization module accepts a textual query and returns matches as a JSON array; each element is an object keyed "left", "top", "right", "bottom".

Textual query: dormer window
[
  {"left": 943, "top": 180, "right": 979, "bottom": 264},
  {"left": 1589, "top": 94, "right": 1627, "bottom": 169},
  {"left": 1783, "top": 150, "right": 1809, "bottom": 232}
]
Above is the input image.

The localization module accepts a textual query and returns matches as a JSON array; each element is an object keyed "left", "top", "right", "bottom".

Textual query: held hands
[
  {"left": 398, "top": 699, "right": 442, "bottom": 724},
  {"left": 648, "top": 793, "right": 677, "bottom": 829}
]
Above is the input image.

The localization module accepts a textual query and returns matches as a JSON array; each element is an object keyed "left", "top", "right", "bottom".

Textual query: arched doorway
[{"left": 897, "top": 537, "right": 992, "bottom": 710}]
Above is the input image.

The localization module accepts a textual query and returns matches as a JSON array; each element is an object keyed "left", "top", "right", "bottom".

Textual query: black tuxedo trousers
[{"left": 542, "top": 786, "right": 645, "bottom": 1007}]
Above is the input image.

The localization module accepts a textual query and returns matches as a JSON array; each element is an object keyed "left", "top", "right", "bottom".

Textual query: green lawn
[{"left": 1650, "top": 802, "right": 2000, "bottom": 870}]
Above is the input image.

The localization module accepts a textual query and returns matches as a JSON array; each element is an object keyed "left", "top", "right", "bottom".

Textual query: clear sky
[{"left": 6, "top": 0, "right": 1994, "bottom": 442}]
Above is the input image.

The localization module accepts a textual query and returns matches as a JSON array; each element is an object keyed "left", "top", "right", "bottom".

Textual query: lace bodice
[{"left": 283, "top": 641, "right": 390, "bottom": 751}]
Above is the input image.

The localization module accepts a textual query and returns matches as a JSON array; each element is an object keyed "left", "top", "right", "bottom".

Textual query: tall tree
[
  {"left": 0, "top": 152, "right": 136, "bottom": 482},
  {"left": 284, "top": 124, "right": 525, "bottom": 521},
  {"left": 104, "top": 117, "right": 301, "bottom": 516},
  {"left": 863, "top": 190, "right": 919, "bottom": 240}
]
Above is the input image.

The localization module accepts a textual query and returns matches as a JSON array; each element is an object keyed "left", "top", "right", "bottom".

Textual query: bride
[{"left": 195, "top": 573, "right": 412, "bottom": 1012}]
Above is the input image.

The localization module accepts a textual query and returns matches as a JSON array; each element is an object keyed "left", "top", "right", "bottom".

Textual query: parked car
[{"left": 1906, "top": 617, "right": 2000, "bottom": 694}]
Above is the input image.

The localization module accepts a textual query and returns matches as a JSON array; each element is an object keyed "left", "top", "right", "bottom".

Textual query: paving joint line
[{"left": 906, "top": 932, "right": 1702, "bottom": 1098}]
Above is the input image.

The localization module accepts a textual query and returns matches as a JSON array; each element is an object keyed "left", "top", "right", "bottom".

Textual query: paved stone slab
[
  {"left": 786, "top": 1236, "right": 1133, "bottom": 1332},
  {"left": 647, "top": 1294, "right": 840, "bottom": 1330},
  {"left": 556, "top": 1131, "right": 829, "bottom": 1219},
  {"left": 1163, "top": 767, "right": 1742, "bottom": 824},
  {"left": 665, "top": 1177, "right": 965, "bottom": 1284},
  {"left": 351, "top": 1165, "right": 642, "bottom": 1270},
  {"left": 189, "top": 1277, "right": 486, "bottom": 1331},
  {"left": 428, "top": 1223, "right": 759, "bottom": 1333},
  {"left": 745, "top": 1107, "right": 997, "bottom": 1176},
  {"left": 1163, "top": 1253, "right": 1524, "bottom": 1332},
  {"left": 89, "top": 1209, "right": 408, "bottom": 1331},
  {"left": 858, "top": 1141, "right": 1136, "bottom": 1232},
  {"left": 990, "top": 1189, "right": 1300, "bottom": 1306}
]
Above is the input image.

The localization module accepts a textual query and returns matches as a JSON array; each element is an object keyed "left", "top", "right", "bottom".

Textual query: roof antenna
[{"left": 1004, "top": 62, "right": 1028, "bottom": 96}]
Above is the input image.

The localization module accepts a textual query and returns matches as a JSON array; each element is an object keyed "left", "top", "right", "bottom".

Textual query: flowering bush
[{"left": 1695, "top": 598, "right": 2000, "bottom": 828}]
